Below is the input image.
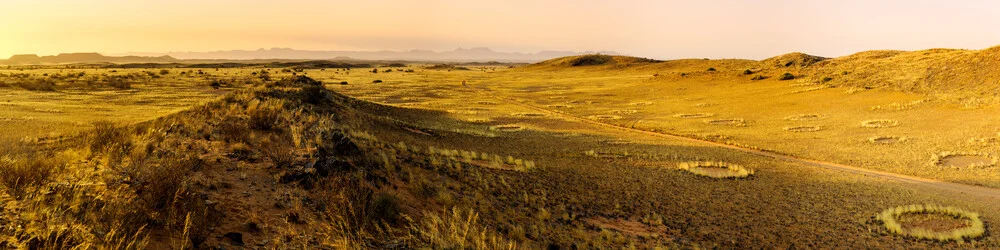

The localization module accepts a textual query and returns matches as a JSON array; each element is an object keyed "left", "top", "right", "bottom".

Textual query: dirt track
[{"left": 473, "top": 87, "right": 1000, "bottom": 201}]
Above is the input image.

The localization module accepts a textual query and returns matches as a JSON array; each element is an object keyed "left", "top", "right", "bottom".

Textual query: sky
[{"left": 2, "top": 0, "right": 1000, "bottom": 60}]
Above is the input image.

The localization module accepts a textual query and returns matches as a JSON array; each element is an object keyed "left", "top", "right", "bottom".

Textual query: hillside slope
[{"left": 0, "top": 76, "right": 522, "bottom": 249}]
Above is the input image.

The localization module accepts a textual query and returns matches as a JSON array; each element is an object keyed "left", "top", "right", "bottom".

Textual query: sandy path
[{"left": 473, "top": 88, "right": 1000, "bottom": 201}]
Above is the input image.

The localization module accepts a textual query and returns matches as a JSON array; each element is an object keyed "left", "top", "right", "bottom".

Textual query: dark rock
[{"left": 223, "top": 232, "right": 244, "bottom": 246}]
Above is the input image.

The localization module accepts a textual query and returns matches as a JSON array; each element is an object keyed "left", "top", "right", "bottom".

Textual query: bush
[
  {"left": 822, "top": 77, "right": 833, "bottom": 83},
  {"left": 340, "top": 81, "right": 348, "bottom": 85},
  {"left": 706, "top": 68, "right": 716, "bottom": 72},
  {"left": 159, "top": 69, "right": 170, "bottom": 75},
  {"left": 16, "top": 78, "right": 57, "bottom": 91},
  {"left": 778, "top": 73, "right": 795, "bottom": 80},
  {"left": 107, "top": 76, "right": 133, "bottom": 89},
  {"left": 372, "top": 80, "right": 383, "bottom": 83},
  {"left": 743, "top": 69, "right": 753, "bottom": 75},
  {"left": 751, "top": 75, "right": 766, "bottom": 81}
]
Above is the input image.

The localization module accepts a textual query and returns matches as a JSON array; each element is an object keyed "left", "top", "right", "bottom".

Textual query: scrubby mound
[
  {"left": 571, "top": 54, "right": 614, "bottom": 66},
  {"left": 533, "top": 54, "right": 662, "bottom": 68},
  {"left": 760, "top": 52, "right": 828, "bottom": 67}
]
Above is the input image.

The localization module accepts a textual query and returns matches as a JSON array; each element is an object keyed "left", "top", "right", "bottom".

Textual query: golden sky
[{"left": 2, "top": 0, "right": 999, "bottom": 59}]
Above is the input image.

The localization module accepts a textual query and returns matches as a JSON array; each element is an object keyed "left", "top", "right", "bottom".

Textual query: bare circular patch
[
  {"left": 862, "top": 119, "right": 899, "bottom": 128},
  {"left": 587, "top": 115, "right": 623, "bottom": 120},
  {"left": 489, "top": 125, "right": 524, "bottom": 132},
  {"left": 464, "top": 118, "right": 493, "bottom": 124},
  {"left": 932, "top": 152, "right": 997, "bottom": 168},
  {"left": 673, "top": 113, "right": 715, "bottom": 119},
  {"left": 545, "top": 104, "right": 573, "bottom": 108},
  {"left": 677, "top": 161, "right": 754, "bottom": 179},
  {"left": 598, "top": 139, "right": 632, "bottom": 145},
  {"left": 446, "top": 109, "right": 479, "bottom": 115},
  {"left": 511, "top": 112, "right": 546, "bottom": 117},
  {"left": 877, "top": 204, "right": 985, "bottom": 242},
  {"left": 784, "top": 126, "right": 822, "bottom": 132},
  {"left": 784, "top": 114, "right": 827, "bottom": 121},
  {"left": 611, "top": 109, "right": 639, "bottom": 115},
  {"left": 705, "top": 118, "right": 746, "bottom": 126},
  {"left": 869, "top": 136, "right": 906, "bottom": 144}
]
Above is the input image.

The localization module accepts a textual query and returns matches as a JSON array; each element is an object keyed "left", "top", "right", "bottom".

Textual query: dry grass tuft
[
  {"left": 677, "top": 161, "right": 754, "bottom": 179},
  {"left": 877, "top": 204, "right": 985, "bottom": 242},
  {"left": 405, "top": 208, "right": 517, "bottom": 250},
  {"left": 0, "top": 152, "right": 62, "bottom": 199}
]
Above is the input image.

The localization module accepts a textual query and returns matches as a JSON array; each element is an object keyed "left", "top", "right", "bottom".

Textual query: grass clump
[
  {"left": 677, "top": 161, "right": 754, "bottom": 179},
  {"left": 247, "top": 99, "right": 285, "bottom": 130},
  {"left": 405, "top": 208, "right": 517, "bottom": 250},
  {"left": 877, "top": 204, "right": 985, "bottom": 242},
  {"left": 0, "top": 153, "right": 62, "bottom": 199},
  {"left": 750, "top": 75, "right": 766, "bottom": 81},
  {"left": 778, "top": 73, "right": 795, "bottom": 80}
]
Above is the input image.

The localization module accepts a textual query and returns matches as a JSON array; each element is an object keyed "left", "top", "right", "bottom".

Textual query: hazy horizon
[{"left": 3, "top": 0, "right": 1000, "bottom": 60}]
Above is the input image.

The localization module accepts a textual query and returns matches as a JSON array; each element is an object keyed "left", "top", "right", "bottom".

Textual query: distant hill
[
  {"left": 124, "top": 47, "right": 620, "bottom": 63},
  {"left": 2, "top": 53, "right": 178, "bottom": 65},
  {"left": 533, "top": 45, "right": 1000, "bottom": 100}
]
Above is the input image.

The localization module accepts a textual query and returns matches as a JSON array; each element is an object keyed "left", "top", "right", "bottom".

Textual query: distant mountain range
[
  {"left": 124, "top": 47, "right": 619, "bottom": 63},
  {"left": 0, "top": 48, "right": 619, "bottom": 65},
  {"left": 3, "top": 53, "right": 179, "bottom": 65}
]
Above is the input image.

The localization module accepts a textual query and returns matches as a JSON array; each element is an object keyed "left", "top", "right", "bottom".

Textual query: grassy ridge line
[{"left": 467, "top": 86, "right": 1000, "bottom": 201}]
